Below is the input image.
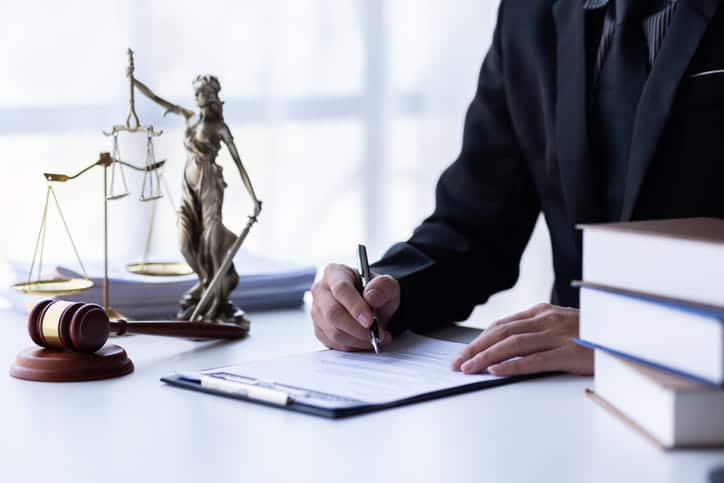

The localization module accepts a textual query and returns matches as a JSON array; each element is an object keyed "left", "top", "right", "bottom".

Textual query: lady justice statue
[{"left": 129, "top": 51, "right": 262, "bottom": 328}]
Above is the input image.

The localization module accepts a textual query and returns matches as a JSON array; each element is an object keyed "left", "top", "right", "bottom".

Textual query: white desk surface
[{"left": 1, "top": 303, "right": 723, "bottom": 483}]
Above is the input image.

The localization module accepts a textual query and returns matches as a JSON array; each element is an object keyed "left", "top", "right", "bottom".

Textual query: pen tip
[{"left": 371, "top": 337, "right": 380, "bottom": 354}]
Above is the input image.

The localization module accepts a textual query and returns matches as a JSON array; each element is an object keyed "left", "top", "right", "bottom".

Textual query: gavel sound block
[{"left": 10, "top": 300, "right": 248, "bottom": 382}]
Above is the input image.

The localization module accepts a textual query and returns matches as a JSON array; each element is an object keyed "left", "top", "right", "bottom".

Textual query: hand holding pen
[{"left": 310, "top": 249, "right": 400, "bottom": 352}]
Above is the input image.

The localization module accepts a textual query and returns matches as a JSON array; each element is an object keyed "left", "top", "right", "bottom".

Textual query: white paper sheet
[{"left": 202, "top": 333, "right": 503, "bottom": 408}]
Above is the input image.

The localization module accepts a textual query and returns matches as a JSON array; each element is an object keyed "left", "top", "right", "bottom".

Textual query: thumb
[{"left": 363, "top": 274, "right": 400, "bottom": 322}]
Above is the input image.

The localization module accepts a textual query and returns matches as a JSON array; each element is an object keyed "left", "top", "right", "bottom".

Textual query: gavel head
[{"left": 28, "top": 300, "right": 110, "bottom": 353}]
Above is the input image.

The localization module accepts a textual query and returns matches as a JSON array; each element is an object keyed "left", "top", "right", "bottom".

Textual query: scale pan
[
  {"left": 12, "top": 278, "right": 94, "bottom": 296},
  {"left": 126, "top": 261, "right": 193, "bottom": 277}
]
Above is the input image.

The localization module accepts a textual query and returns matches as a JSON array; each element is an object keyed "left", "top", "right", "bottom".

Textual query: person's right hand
[{"left": 311, "top": 263, "right": 400, "bottom": 351}]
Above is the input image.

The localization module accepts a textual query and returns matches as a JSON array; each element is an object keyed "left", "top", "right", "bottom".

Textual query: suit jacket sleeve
[{"left": 372, "top": 4, "right": 540, "bottom": 334}]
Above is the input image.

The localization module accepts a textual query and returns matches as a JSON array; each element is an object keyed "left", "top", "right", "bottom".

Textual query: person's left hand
[{"left": 451, "top": 303, "right": 593, "bottom": 377}]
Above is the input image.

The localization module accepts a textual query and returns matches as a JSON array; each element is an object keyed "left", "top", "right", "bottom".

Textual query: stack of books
[
  {"left": 576, "top": 218, "right": 724, "bottom": 449},
  {"left": 9, "top": 250, "right": 316, "bottom": 319}
]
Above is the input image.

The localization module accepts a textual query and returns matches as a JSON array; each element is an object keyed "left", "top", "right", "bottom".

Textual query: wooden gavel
[{"left": 28, "top": 299, "right": 247, "bottom": 353}]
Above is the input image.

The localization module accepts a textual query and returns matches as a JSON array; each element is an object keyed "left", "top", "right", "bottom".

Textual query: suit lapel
[
  {"left": 620, "top": 0, "right": 718, "bottom": 220},
  {"left": 553, "top": 0, "right": 601, "bottom": 225}
]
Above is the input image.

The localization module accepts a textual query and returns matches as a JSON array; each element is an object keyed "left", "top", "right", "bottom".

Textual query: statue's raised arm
[{"left": 131, "top": 72, "right": 195, "bottom": 120}]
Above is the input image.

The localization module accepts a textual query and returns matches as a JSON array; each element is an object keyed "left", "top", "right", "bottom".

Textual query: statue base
[{"left": 177, "top": 299, "right": 250, "bottom": 331}]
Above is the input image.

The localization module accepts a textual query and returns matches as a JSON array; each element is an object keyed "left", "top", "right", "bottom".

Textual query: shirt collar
[{"left": 582, "top": 0, "right": 677, "bottom": 10}]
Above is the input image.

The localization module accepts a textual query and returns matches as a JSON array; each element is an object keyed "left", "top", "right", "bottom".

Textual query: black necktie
[{"left": 594, "top": 0, "right": 651, "bottom": 220}]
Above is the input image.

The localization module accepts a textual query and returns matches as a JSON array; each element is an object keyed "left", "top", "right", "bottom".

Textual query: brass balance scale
[{"left": 12, "top": 49, "right": 192, "bottom": 315}]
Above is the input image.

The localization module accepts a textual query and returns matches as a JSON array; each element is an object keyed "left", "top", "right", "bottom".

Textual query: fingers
[
  {"left": 491, "top": 342, "right": 592, "bottom": 377},
  {"left": 485, "top": 343, "right": 593, "bottom": 377},
  {"left": 311, "top": 263, "right": 401, "bottom": 352},
  {"left": 459, "top": 331, "right": 560, "bottom": 374},
  {"left": 311, "top": 263, "right": 399, "bottom": 352},
  {"left": 486, "top": 347, "right": 566, "bottom": 376},
  {"left": 363, "top": 274, "right": 401, "bottom": 322},
  {"left": 363, "top": 275, "right": 397, "bottom": 307},
  {"left": 379, "top": 327, "right": 392, "bottom": 345},
  {"left": 451, "top": 303, "right": 584, "bottom": 376},
  {"left": 326, "top": 265, "right": 374, "bottom": 328},
  {"left": 313, "top": 285, "right": 371, "bottom": 343},
  {"left": 311, "top": 302, "right": 368, "bottom": 351},
  {"left": 451, "top": 316, "right": 543, "bottom": 371},
  {"left": 312, "top": 299, "right": 393, "bottom": 351},
  {"left": 313, "top": 321, "right": 364, "bottom": 352},
  {"left": 485, "top": 303, "right": 550, "bottom": 331}
]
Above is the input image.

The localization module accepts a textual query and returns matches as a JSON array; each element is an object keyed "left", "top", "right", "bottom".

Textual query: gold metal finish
[
  {"left": 12, "top": 278, "right": 94, "bottom": 296},
  {"left": 14, "top": 150, "right": 164, "bottom": 308},
  {"left": 19, "top": 180, "right": 92, "bottom": 297},
  {"left": 41, "top": 300, "right": 74, "bottom": 347},
  {"left": 107, "top": 134, "right": 129, "bottom": 200},
  {"left": 139, "top": 134, "right": 163, "bottom": 202},
  {"left": 126, "top": 262, "right": 193, "bottom": 276},
  {"left": 104, "top": 307, "right": 125, "bottom": 323},
  {"left": 14, "top": 51, "right": 177, "bottom": 317},
  {"left": 128, "top": 170, "right": 185, "bottom": 276}
]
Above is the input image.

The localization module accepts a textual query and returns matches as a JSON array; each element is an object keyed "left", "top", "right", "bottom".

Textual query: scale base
[{"left": 10, "top": 344, "right": 134, "bottom": 382}]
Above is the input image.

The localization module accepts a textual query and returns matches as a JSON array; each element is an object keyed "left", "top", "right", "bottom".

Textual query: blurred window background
[{"left": 0, "top": 0, "right": 552, "bottom": 325}]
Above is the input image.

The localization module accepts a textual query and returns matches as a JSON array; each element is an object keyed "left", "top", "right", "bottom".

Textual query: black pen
[{"left": 357, "top": 244, "right": 381, "bottom": 354}]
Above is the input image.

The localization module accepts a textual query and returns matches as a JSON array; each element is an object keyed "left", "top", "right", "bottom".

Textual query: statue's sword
[{"left": 189, "top": 214, "right": 258, "bottom": 322}]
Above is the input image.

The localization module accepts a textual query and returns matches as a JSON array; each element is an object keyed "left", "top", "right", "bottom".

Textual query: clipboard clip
[{"left": 176, "top": 372, "right": 291, "bottom": 406}]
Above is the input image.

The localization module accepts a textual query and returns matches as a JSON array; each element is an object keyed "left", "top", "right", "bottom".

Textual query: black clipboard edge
[{"left": 161, "top": 372, "right": 553, "bottom": 419}]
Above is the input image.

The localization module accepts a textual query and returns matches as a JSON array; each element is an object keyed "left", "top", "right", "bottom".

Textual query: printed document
[{"left": 201, "top": 332, "right": 503, "bottom": 409}]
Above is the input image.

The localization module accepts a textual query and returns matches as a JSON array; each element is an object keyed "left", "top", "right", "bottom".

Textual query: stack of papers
[{"left": 8, "top": 251, "right": 316, "bottom": 319}]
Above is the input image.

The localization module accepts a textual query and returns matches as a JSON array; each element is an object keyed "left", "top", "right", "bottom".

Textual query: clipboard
[
  {"left": 161, "top": 328, "right": 549, "bottom": 419},
  {"left": 161, "top": 371, "right": 540, "bottom": 419}
]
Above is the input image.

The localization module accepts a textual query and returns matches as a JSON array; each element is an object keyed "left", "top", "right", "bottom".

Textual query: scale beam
[
  {"left": 42, "top": 155, "right": 164, "bottom": 184},
  {"left": 103, "top": 124, "right": 163, "bottom": 137}
]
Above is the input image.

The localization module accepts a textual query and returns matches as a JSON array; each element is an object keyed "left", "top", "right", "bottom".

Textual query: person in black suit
[{"left": 311, "top": 0, "right": 724, "bottom": 376}]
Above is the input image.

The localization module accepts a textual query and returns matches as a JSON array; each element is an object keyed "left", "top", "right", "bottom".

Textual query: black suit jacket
[{"left": 372, "top": 0, "right": 724, "bottom": 334}]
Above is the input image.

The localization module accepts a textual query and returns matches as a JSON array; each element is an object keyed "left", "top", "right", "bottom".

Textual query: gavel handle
[{"left": 110, "top": 320, "right": 247, "bottom": 339}]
